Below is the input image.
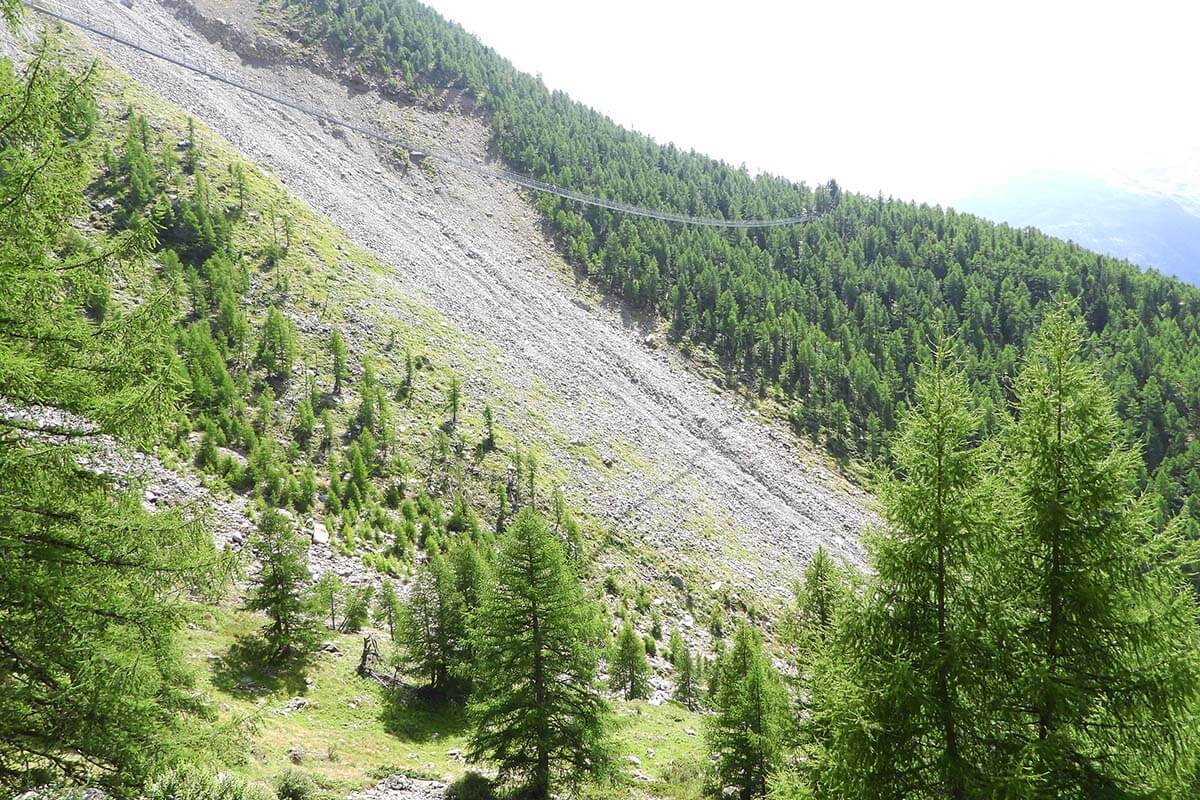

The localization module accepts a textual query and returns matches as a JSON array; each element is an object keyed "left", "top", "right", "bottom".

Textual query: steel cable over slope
[{"left": 24, "top": 0, "right": 815, "bottom": 229}]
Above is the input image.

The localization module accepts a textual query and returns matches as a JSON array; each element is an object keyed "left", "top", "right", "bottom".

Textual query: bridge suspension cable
[{"left": 23, "top": 1, "right": 814, "bottom": 229}]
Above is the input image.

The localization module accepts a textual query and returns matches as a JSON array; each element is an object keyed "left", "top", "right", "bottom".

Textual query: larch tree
[
  {"left": 373, "top": 578, "right": 401, "bottom": 642},
  {"left": 256, "top": 306, "right": 295, "bottom": 383},
  {"left": 467, "top": 508, "right": 612, "bottom": 799},
  {"left": 673, "top": 648, "right": 700, "bottom": 711},
  {"left": 245, "top": 509, "right": 318, "bottom": 661},
  {"left": 706, "top": 626, "right": 788, "bottom": 800},
  {"left": 451, "top": 539, "right": 491, "bottom": 613},
  {"left": 329, "top": 328, "right": 348, "bottom": 395},
  {"left": 1001, "top": 307, "right": 1200, "bottom": 798},
  {"left": 781, "top": 546, "right": 853, "bottom": 798},
  {"left": 822, "top": 345, "right": 1007, "bottom": 800},
  {"left": 311, "top": 572, "right": 346, "bottom": 632},
  {"left": 445, "top": 374, "right": 462, "bottom": 429},
  {"left": 609, "top": 620, "right": 650, "bottom": 701},
  {"left": 397, "top": 546, "right": 468, "bottom": 695}
]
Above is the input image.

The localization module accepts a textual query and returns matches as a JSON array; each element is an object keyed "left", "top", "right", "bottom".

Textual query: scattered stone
[
  {"left": 668, "top": 573, "right": 686, "bottom": 591},
  {"left": 280, "top": 697, "right": 311, "bottom": 714},
  {"left": 16, "top": 789, "right": 109, "bottom": 800},
  {"left": 624, "top": 755, "right": 641, "bottom": 767},
  {"left": 349, "top": 774, "right": 447, "bottom": 800},
  {"left": 311, "top": 520, "right": 329, "bottom": 544}
]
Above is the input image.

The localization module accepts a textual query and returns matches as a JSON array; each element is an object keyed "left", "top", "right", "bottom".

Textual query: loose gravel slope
[{"left": 56, "top": 0, "right": 875, "bottom": 599}]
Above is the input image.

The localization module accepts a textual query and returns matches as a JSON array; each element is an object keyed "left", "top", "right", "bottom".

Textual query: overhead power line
[{"left": 24, "top": 1, "right": 815, "bottom": 229}]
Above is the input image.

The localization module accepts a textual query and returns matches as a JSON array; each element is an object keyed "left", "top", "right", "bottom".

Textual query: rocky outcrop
[
  {"left": 1, "top": 402, "right": 373, "bottom": 586},
  {"left": 350, "top": 775, "right": 448, "bottom": 800}
]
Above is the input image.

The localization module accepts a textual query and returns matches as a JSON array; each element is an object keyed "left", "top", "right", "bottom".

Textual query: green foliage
[
  {"left": 274, "top": 769, "right": 320, "bottom": 800},
  {"left": 445, "top": 374, "right": 462, "bottom": 428},
  {"left": 481, "top": 403, "right": 495, "bottom": 450},
  {"left": 810, "top": 309, "right": 1200, "bottom": 799},
  {"left": 706, "top": 627, "right": 787, "bottom": 800},
  {"left": 397, "top": 547, "right": 469, "bottom": 695},
  {"left": 294, "top": 462, "right": 318, "bottom": 512},
  {"left": 0, "top": 48, "right": 226, "bottom": 796},
  {"left": 182, "top": 323, "right": 238, "bottom": 412},
  {"left": 329, "top": 328, "right": 348, "bottom": 395},
  {"left": 143, "top": 766, "right": 274, "bottom": 800},
  {"left": 245, "top": 510, "right": 319, "bottom": 661},
  {"left": 374, "top": 578, "right": 402, "bottom": 641},
  {"left": 311, "top": 572, "right": 346, "bottom": 631},
  {"left": 1000, "top": 308, "right": 1200, "bottom": 796},
  {"left": 1, "top": 0, "right": 18, "bottom": 29},
  {"left": 451, "top": 539, "right": 491, "bottom": 612},
  {"left": 294, "top": 395, "right": 315, "bottom": 448},
  {"left": 673, "top": 649, "right": 700, "bottom": 711},
  {"left": 257, "top": 305, "right": 297, "bottom": 383},
  {"left": 468, "top": 509, "right": 612, "bottom": 799},
  {"left": 609, "top": 621, "right": 650, "bottom": 701},
  {"left": 668, "top": 630, "right": 686, "bottom": 669},
  {"left": 781, "top": 547, "right": 851, "bottom": 796},
  {"left": 820, "top": 345, "right": 1004, "bottom": 799},
  {"left": 342, "top": 582, "right": 374, "bottom": 633}
]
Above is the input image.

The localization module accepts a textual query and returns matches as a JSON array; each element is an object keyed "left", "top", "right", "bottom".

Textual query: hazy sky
[{"left": 425, "top": 0, "right": 1199, "bottom": 207}]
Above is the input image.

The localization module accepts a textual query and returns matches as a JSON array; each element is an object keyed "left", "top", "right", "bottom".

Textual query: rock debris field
[{"left": 54, "top": 0, "right": 875, "bottom": 598}]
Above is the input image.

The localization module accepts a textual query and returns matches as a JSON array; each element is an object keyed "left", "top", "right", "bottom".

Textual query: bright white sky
[{"left": 425, "top": 0, "right": 1200, "bottom": 207}]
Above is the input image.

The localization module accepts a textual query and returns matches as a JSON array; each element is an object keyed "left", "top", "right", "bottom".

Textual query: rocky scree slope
[{"left": 56, "top": 0, "right": 874, "bottom": 599}]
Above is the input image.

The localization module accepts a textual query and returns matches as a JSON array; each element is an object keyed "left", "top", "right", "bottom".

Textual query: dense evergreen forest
[{"left": 283, "top": 0, "right": 1200, "bottom": 540}]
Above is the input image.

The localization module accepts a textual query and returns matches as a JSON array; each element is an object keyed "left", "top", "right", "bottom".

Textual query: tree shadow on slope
[
  {"left": 378, "top": 684, "right": 469, "bottom": 743},
  {"left": 210, "top": 631, "right": 314, "bottom": 698}
]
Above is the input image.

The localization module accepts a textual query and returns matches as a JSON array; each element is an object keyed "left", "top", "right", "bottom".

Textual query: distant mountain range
[{"left": 957, "top": 173, "right": 1200, "bottom": 286}]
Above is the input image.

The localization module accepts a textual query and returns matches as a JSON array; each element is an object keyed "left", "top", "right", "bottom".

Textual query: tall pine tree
[
  {"left": 1001, "top": 307, "right": 1200, "bottom": 797},
  {"left": 706, "top": 626, "right": 787, "bottom": 800},
  {"left": 609, "top": 620, "right": 650, "bottom": 701},
  {"left": 467, "top": 509, "right": 611, "bottom": 798},
  {"left": 823, "top": 345, "right": 1006, "bottom": 799},
  {"left": 245, "top": 510, "right": 318, "bottom": 661},
  {"left": 397, "top": 546, "right": 468, "bottom": 695}
]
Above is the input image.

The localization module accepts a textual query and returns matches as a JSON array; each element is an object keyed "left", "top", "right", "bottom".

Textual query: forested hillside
[
  {"left": 282, "top": 0, "right": 1200, "bottom": 537},
  {"left": 8, "top": 1, "right": 1200, "bottom": 799}
]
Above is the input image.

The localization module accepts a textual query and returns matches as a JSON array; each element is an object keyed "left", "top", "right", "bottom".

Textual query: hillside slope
[{"left": 58, "top": 0, "right": 871, "bottom": 598}]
